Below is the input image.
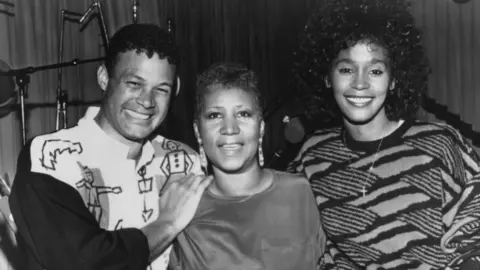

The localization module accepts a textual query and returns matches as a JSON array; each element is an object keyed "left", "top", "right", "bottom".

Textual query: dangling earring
[
  {"left": 258, "top": 139, "right": 264, "bottom": 167},
  {"left": 199, "top": 144, "right": 208, "bottom": 171}
]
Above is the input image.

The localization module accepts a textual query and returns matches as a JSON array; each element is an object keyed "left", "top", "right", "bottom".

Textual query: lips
[
  {"left": 218, "top": 143, "right": 243, "bottom": 155},
  {"left": 124, "top": 109, "right": 151, "bottom": 120},
  {"left": 220, "top": 143, "right": 242, "bottom": 150},
  {"left": 345, "top": 96, "right": 374, "bottom": 106}
]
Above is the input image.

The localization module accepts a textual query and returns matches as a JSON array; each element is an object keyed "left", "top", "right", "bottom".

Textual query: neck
[
  {"left": 94, "top": 110, "right": 144, "bottom": 160},
  {"left": 210, "top": 164, "right": 268, "bottom": 197},
  {"left": 344, "top": 112, "right": 400, "bottom": 141}
]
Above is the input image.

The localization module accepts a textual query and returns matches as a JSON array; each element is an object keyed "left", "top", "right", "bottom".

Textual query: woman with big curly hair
[{"left": 289, "top": 0, "right": 480, "bottom": 268}]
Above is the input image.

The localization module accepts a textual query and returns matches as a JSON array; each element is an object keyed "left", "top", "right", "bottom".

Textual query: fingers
[
  {"left": 189, "top": 175, "right": 213, "bottom": 193},
  {"left": 160, "top": 173, "right": 209, "bottom": 197},
  {"left": 197, "top": 175, "right": 213, "bottom": 192}
]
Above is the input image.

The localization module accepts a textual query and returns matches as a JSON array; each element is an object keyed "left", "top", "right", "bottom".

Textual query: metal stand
[
  {"left": 132, "top": 0, "right": 139, "bottom": 23},
  {"left": 55, "top": 0, "right": 109, "bottom": 131},
  {"left": 15, "top": 74, "right": 29, "bottom": 145},
  {"left": 79, "top": 0, "right": 110, "bottom": 49},
  {"left": 57, "top": 10, "right": 83, "bottom": 131},
  {"left": 0, "top": 57, "right": 104, "bottom": 145}
]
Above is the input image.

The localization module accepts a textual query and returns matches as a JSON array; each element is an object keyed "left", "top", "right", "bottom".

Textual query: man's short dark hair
[{"left": 105, "top": 23, "right": 179, "bottom": 76}]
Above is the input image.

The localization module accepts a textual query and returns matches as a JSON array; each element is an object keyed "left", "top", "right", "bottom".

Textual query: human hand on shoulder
[{"left": 157, "top": 173, "right": 213, "bottom": 233}]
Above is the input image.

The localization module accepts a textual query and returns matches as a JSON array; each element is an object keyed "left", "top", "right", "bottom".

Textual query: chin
[
  {"left": 123, "top": 130, "right": 152, "bottom": 141},
  {"left": 344, "top": 115, "right": 375, "bottom": 125},
  {"left": 341, "top": 107, "right": 383, "bottom": 125},
  {"left": 213, "top": 160, "right": 247, "bottom": 173}
]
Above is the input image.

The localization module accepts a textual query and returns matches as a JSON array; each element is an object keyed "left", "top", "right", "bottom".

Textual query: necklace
[
  {"left": 343, "top": 120, "right": 404, "bottom": 196},
  {"left": 343, "top": 131, "right": 384, "bottom": 197}
]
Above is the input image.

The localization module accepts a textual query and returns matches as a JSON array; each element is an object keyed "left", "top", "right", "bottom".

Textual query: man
[{"left": 9, "top": 23, "right": 212, "bottom": 270}]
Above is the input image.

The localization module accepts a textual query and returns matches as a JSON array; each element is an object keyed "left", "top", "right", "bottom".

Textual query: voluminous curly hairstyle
[
  {"left": 105, "top": 23, "right": 179, "bottom": 76},
  {"left": 195, "top": 62, "right": 263, "bottom": 120},
  {"left": 293, "top": 0, "right": 430, "bottom": 126}
]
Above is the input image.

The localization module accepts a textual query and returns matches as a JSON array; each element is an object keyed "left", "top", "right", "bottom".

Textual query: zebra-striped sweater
[{"left": 289, "top": 120, "right": 480, "bottom": 269}]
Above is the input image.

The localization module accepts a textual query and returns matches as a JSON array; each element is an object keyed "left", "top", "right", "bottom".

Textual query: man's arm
[
  {"left": 10, "top": 167, "right": 150, "bottom": 270},
  {"left": 141, "top": 172, "right": 213, "bottom": 262},
  {"left": 10, "top": 142, "right": 157, "bottom": 270},
  {"left": 142, "top": 142, "right": 212, "bottom": 262},
  {"left": 11, "top": 140, "right": 213, "bottom": 269}
]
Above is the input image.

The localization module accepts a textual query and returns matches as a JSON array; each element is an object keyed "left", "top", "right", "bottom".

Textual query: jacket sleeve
[
  {"left": 9, "top": 142, "right": 150, "bottom": 270},
  {"left": 440, "top": 126, "right": 480, "bottom": 268}
]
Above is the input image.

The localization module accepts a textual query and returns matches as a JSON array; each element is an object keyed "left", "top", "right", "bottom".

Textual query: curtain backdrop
[{"left": 0, "top": 0, "right": 479, "bottom": 268}]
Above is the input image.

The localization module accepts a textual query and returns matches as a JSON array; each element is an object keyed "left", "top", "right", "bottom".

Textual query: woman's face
[
  {"left": 328, "top": 41, "right": 395, "bottom": 125},
  {"left": 195, "top": 86, "right": 264, "bottom": 173}
]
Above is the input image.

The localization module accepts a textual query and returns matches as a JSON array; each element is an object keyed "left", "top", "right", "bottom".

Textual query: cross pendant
[{"left": 361, "top": 186, "right": 366, "bottom": 197}]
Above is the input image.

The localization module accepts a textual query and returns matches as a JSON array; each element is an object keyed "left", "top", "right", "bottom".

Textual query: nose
[
  {"left": 136, "top": 88, "right": 155, "bottom": 108},
  {"left": 351, "top": 73, "right": 370, "bottom": 90},
  {"left": 220, "top": 116, "right": 240, "bottom": 135}
]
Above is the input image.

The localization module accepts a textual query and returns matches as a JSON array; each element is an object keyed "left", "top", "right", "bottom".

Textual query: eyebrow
[
  {"left": 206, "top": 105, "right": 254, "bottom": 110},
  {"left": 123, "top": 74, "right": 145, "bottom": 81},
  {"left": 334, "top": 58, "right": 387, "bottom": 66},
  {"left": 156, "top": 82, "right": 174, "bottom": 88},
  {"left": 121, "top": 73, "right": 173, "bottom": 88}
]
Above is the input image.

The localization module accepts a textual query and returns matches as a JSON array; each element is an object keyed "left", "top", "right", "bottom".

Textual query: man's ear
[
  {"left": 97, "top": 65, "right": 109, "bottom": 92},
  {"left": 175, "top": 77, "right": 181, "bottom": 96}
]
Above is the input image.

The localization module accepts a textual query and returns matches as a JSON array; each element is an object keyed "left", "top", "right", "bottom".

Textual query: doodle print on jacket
[
  {"left": 75, "top": 162, "right": 122, "bottom": 225},
  {"left": 40, "top": 139, "right": 83, "bottom": 170}
]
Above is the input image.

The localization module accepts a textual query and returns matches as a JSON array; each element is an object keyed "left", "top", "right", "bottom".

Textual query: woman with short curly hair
[{"left": 289, "top": 0, "right": 480, "bottom": 268}]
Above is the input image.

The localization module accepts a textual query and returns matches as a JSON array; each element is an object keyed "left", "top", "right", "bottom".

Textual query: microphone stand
[
  {"left": 57, "top": 10, "right": 83, "bottom": 131},
  {"left": 0, "top": 57, "right": 104, "bottom": 145},
  {"left": 55, "top": 0, "right": 109, "bottom": 131},
  {"left": 79, "top": 0, "right": 110, "bottom": 50}
]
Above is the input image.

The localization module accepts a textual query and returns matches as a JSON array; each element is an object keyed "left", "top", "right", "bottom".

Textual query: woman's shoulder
[
  {"left": 270, "top": 170, "right": 310, "bottom": 190},
  {"left": 407, "top": 120, "right": 472, "bottom": 149}
]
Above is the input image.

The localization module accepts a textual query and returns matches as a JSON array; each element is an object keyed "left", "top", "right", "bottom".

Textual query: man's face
[{"left": 98, "top": 51, "right": 176, "bottom": 145}]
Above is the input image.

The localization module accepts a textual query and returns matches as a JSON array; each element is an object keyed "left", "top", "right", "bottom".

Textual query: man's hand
[
  {"left": 159, "top": 173, "right": 213, "bottom": 231},
  {"left": 140, "top": 173, "right": 213, "bottom": 262}
]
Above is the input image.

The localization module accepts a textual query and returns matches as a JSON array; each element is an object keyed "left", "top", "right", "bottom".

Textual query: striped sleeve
[
  {"left": 440, "top": 125, "right": 480, "bottom": 268},
  {"left": 287, "top": 144, "right": 307, "bottom": 174},
  {"left": 318, "top": 240, "right": 358, "bottom": 270}
]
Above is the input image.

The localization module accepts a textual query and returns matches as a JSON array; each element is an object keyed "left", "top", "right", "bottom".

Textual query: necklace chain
[{"left": 343, "top": 131, "right": 384, "bottom": 197}]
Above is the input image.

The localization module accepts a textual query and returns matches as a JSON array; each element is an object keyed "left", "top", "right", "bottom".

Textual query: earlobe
[
  {"left": 97, "top": 65, "right": 109, "bottom": 92},
  {"left": 260, "top": 121, "right": 265, "bottom": 139},
  {"left": 324, "top": 77, "right": 332, "bottom": 88},
  {"left": 389, "top": 79, "right": 396, "bottom": 90},
  {"left": 193, "top": 122, "right": 201, "bottom": 143}
]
